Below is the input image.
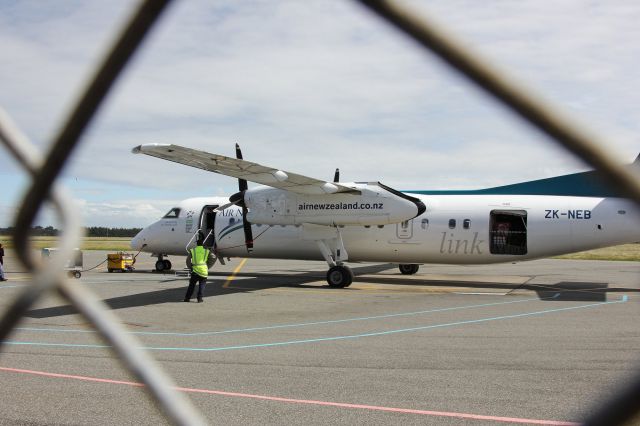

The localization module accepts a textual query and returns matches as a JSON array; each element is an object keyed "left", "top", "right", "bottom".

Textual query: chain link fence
[{"left": 0, "top": 1, "right": 637, "bottom": 424}]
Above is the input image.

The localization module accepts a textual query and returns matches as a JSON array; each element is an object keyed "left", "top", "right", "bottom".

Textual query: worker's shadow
[{"left": 23, "top": 264, "right": 396, "bottom": 319}]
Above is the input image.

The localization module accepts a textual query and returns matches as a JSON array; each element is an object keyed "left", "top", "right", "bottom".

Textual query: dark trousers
[{"left": 185, "top": 273, "right": 207, "bottom": 300}]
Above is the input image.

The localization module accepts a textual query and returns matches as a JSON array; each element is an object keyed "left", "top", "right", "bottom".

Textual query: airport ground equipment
[
  {"left": 107, "top": 252, "right": 135, "bottom": 273},
  {"left": 41, "top": 248, "right": 83, "bottom": 279}
]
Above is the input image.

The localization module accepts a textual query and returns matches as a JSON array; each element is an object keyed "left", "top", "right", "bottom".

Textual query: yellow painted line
[{"left": 223, "top": 258, "right": 248, "bottom": 288}]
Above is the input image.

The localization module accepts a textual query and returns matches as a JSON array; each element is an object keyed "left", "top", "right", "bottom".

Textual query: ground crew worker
[
  {"left": 0, "top": 242, "right": 6, "bottom": 281},
  {"left": 184, "top": 234, "right": 210, "bottom": 303}
]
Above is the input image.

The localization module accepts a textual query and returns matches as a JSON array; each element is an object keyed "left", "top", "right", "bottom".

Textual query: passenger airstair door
[{"left": 199, "top": 205, "right": 219, "bottom": 249}]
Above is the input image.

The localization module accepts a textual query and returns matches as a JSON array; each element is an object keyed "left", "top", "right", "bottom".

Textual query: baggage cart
[{"left": 41, "top": 247, "right": 83, "bottom": 278}]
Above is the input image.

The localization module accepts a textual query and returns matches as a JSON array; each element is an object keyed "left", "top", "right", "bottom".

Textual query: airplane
[{"left": 130, "top": 143, "right": 640, "bottom": 287}]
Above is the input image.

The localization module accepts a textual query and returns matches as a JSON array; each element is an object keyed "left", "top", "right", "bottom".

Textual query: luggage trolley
[{"left": 41, "top": 247, "right": 83, "bottom": 279}]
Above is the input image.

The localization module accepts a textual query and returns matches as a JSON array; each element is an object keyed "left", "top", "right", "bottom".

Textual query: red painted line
[
  {"left": 0, "top": 366, "right": 579, "bottom": 425},
  {"left": 0, "top": 366, "right": 145, "bottom": 387}
]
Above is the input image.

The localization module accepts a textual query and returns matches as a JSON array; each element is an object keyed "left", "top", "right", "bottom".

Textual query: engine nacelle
[{"left": 245, "top": 182, "right": 425, "bottom": 226}]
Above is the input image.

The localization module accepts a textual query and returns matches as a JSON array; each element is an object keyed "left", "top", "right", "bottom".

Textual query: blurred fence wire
[{"left": 0, "top": 0, "right": 637, "bottom": 425}]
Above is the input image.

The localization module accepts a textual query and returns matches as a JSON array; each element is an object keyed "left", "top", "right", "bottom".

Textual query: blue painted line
[
  {"left": 2, "top": 295, "right": 626, "bottom": 352},
  {"left": 14, "top": 295, "right": 554, "bottom": 336},
  {"left": 0, "top": 285, "right": 25, "bottom": 289}
]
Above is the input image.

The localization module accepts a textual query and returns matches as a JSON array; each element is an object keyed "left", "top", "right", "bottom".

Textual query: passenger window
[
  {"left": 229, "top": 218, "right": 236, "bottom": 225},
  {"left": 448, "top": 219, "right": 456, "bottom": 229},
  {"left": 163, "top": 208, "right": 180, "bottom": 218},
  {"left": 463, "top": 219, "right": 471, "bottom": 229}
]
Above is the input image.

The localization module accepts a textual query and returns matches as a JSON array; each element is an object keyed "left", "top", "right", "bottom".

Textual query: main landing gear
[
  {"left": 154, "top": 255, "right": 172, "bottom": 272},
  {"left": 326, "top": 265, "right": 354, "bottom": 288},
  {"left": 313, "top": 227, "right": 354, "bottom": 288},
  {"left": 398, "top": 264, "right": 420, "bottom": 275}
]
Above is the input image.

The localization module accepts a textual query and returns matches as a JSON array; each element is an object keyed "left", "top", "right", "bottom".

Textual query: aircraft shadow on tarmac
[
  {"left": 529, "top": 282, "right": 624, "bottom": 302},
  {"left": 24, "top": 265, "right": 637, "bottom": 319},
  {"left": 24, "top": 264, "right": 394, "bottom": 319}
]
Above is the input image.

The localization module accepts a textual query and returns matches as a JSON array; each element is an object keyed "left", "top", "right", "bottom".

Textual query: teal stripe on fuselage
[
  {"left": 405, "top": 167, "right": 633, "bottom": 197},
  {"left": 219, "top": 224, "right": 244, "bottom": 240}
]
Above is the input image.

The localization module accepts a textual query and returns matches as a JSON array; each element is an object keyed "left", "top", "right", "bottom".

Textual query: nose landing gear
[{"left": 154, "top": 255, "right": 172, "bottom": 272}]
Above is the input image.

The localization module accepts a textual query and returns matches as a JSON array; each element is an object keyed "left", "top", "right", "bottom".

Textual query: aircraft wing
[{"left": 132, "top": 144, "right": 361, "bottom": 195}]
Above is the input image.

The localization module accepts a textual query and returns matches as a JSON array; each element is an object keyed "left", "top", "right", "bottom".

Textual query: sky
[{"left": 1, "top": 0, "right": 639, "bottom": 228}]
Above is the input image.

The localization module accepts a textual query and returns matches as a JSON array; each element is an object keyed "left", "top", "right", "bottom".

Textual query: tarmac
[{"left": 0, "top": 249, "right": 638, "bottom": 425}]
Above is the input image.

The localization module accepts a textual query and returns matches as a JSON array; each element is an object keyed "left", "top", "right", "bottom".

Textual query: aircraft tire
[
  {"left": 327, "top": 265, "right": 353, "bottom": 288},
  {"left": 399, "top": 264, "right": 420, "bottom": 275},
  {"left": 163, "top": 259, "right": 172, "bottom": 271},
  {"left": 155, "top": 260, "right": 165, "bottom": 272}
]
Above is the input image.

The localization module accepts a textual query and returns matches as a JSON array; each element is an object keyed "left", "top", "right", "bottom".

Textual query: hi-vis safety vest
[{"left": 190, "top": 246, "right": 210, "bottom": 278}]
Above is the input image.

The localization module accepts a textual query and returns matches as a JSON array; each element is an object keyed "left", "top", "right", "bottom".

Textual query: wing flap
[{"left": 132, "top": 144, "right": 360, "bottom": 195}]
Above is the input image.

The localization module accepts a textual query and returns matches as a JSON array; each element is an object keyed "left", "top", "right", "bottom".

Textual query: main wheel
[
  {"left": 74, "top": 271, "right": 81, "bottom": 279},
  {"left": 163, "top": 259, "right": 172, "bottom": 271},
  {"left": 155, "top": 260, "right": 165, "bottom": 272},
  {"left": 399, "top": 264, "right": 420, "bottom": 275},
  {"left": 326, "top": 265, "right": 353, "bottom": 288}
]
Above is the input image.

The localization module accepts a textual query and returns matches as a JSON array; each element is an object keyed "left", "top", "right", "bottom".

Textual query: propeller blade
[
  {"left": 229, "top": 191, "right": 244, "bottom": 207},
  {"left": 213, "top": 201, "right": 236, "bottom": 212},
  {"left": 333, "top": 168, "right": 340, "bottom": 183},
  {"left": 242, "top": 205, "right": 254, "bottom": 252},
  {"left": 235, "top": 143, "right": 248, "bottom": 192},
  {"left": 234, "top": 143, "right": 252, "bottom": 251}
]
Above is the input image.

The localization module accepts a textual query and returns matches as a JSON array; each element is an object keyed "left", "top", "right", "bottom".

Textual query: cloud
[
  {"left": 74, "top": 198, "right": 175, "bottom": 228},
  {"left": 1, "top": 1, "right": 640, "bottom": 228}
]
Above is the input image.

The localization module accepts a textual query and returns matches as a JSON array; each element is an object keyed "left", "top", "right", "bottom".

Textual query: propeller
[{"left": 231, "top": 143, "right": 254, "bottom": 252}]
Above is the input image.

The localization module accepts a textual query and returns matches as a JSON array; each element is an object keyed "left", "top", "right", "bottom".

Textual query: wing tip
[{"left": 131, "top": 143, "right": 171, "bottom": 154}]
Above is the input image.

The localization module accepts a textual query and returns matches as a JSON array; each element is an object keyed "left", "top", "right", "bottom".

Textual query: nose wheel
[
  {"left": 155, "top": 258, "right": 172, "bottom": 272},
  {"left": 326, "top": 265, "right": 353, "bottom": 288}
]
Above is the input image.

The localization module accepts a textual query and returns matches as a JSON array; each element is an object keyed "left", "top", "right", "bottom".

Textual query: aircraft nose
[{"left": 130, "top": 229, "right": 147, "bottom": 251}]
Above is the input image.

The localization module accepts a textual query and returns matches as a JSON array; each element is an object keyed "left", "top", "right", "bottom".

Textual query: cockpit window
[{"left": 163, "top": 208, "right": 181, "bottom": 218}]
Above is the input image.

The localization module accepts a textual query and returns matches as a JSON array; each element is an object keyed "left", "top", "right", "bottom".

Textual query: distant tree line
[
  {"left": 0, "top": 226, "right": 142, "bottom": 238},
  {"left": 0, "top": 226, "right": 59, "bottom": 236},
  {"left": 83, "top": 227, "right": 142, "bottom": 237}
]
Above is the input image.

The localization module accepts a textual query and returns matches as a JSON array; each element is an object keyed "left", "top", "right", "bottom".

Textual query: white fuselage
[{"left": 131, "top": 194, "right": 640, "bottom": 265}]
